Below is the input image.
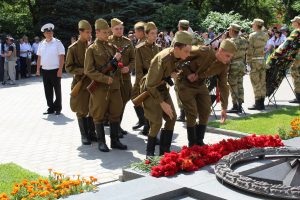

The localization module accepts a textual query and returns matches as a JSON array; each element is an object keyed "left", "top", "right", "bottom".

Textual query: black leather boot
[
  {"left": 187, "top": 127, "right": 196, "bottom": 147},
  {"left": 146, "top": 136, "right": 156, "bottom": 157},
  {"left": 289, "top": 93, "right": 300, "bottom": 103},
  {"left": 111, "top": 122, "right": 127, "bottom": 150},
  {"left": 237, "top": 103, "right": 243, "bottom": 113},
  {"left": 248, "top": 99, "right": 260, "bottom": 110},
  {"left": 176, "top": 109, "right": 186, "bottom": 122},
  {"left": 87, "top": 117, "right": 97, "bottom": 142},
  {"left": 95, "top": 123, "right": 109, "bottom": 152},
  {"left": 119, "top": 126, "right": 128, "bottom": 137},
  {"left": 78, "top": 118, "right": 91, "bottom": 145},
  {"left": 195, "top": 124, "right": 206, "bottom": 146},
  {"left": 140, "top": 119, "right": 150, "bottom": 136},
  {"left": 260, "top": 97, "right": 265, "bottom": 110},
  {"left": 226, "top": 103, "right": 239, "bottom": 113},
  {"left": 159, "top": 129, "right": 173, "bottom": 156},
  {"left": 132, "top": 106, "right": 145, "bottom": 130}
]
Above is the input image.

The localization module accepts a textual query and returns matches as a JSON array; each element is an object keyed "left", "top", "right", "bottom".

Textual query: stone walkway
[{"left": 0, "top": 74, "right": 297, "bottom": 184}]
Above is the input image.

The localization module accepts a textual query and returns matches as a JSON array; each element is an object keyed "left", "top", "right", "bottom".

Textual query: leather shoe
[
  {"left": 43, "top": 110, "right": 54, "bottom": 115},
  {"left": 55, "top": 111, "right": 61, "bottom": 115}
]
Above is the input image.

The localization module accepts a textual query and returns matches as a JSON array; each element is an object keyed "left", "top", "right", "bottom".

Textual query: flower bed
[
  {"left": 0, "top": 169, "right": 97, "bottom": 200},
  {"left": 132, "top": 135, "right": 284, "bottom": 178},
  {"left": 278, "top": 117, "right": 300, "bottom": 139}
]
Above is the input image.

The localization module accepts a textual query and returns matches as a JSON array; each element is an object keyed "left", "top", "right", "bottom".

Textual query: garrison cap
[
  {"left": 228, "top": 23, "right": 241, "bottom": 32},
  {"left": 220, "top": 39, "right": 237, "bottom": 54},
  {"left": 144, "top": 22, "right": 157, "bottom": 32},
  {"left": 134, "top": 21, "right": 145, "bottom": 30},
  {"left": 78, "top": 20, "right": 92, "bottom": 30},
  {"left": 41, "top": 23, "right": 54, "bottom": 32},
  {"left": 251, "top": 19, "right": 264, "bottom": 26},
  {"left": 291, "top": 16, "right": 300, "bottom": 24},
  {"left": 95, "top": 19, "right": 109, "bottom": 30},
  {"left": 111, "top": 18, "right": 123, "bottom": 27},
  {"left": 179, "top": 20, "right": 190, "bottom": 30},
  {"left": 173, "top": 31, "right": 193, "bottom": 45}
]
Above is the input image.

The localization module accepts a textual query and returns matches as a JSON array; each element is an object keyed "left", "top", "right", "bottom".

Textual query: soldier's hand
[
  {"left": 36, "top": 70, "right": 40, "bottom": 76},
  {"left": 107, "top": 77, "right": 113, "bottom": 85},
  {"left": 160, "top": 101, "right": 174, "bottom": 120},
  {"left": 170, "top": 72, "right": 178, "bottom": 80},
  {"left": 121, "top": 66, "right": 129, "bottom": 74},
  {"left": 114, "top": 52, "right": 122, "bottom": 61},
  {"left": 220, "top": 109, "right": 227, "bottom": 124},
  {"left": 187, "top": 73, "right": 198, "bottom": 82}
]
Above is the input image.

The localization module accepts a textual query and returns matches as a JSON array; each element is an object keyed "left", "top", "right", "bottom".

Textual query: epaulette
[
  {"left": 135, "top": 41, "right": 146, "bottom": 49},
  {"left": 68, "top": 41, "right": 78, "bottom": 49},
  {"left": 161, "top": 48, "right": 173, "bottom": 62},
  {"left": 122, "top": 36, "right": 131, "bottom": 41},
  {"left": 88, "top": 41, "right": 94, "bottom": 47}
]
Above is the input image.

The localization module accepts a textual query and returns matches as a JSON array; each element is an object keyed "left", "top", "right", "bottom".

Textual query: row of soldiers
[{"left": 65, "top": 16, "right": 300, "bottom": 157}]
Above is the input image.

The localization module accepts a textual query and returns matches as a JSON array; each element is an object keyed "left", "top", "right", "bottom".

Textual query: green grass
[
  {"left": 0, "top": 163, "right": 43, "bottom": 194},
  {"left": 208, "top": 106, "right": 300, "bottom": 135}
]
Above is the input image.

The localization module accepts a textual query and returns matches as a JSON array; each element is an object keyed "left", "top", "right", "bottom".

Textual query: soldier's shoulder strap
[
  {"left": 68, "top": 41, "right": 78, "bottom": 49},
  {"left": 135, "top": 41, "right": 146, "bottom": 49},
  {"left": 122, "top": 36, "right": 131, "bottom": 41}
]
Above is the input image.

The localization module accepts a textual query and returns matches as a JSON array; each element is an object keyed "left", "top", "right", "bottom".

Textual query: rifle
[
  {"left": 86, "top": 44, "right": 130, "bottom": 94},
  {"left": 70, "top": 75, "right": 85, "bottom": 97},
  {"left": 132, "top": 61, "right": 190, "bottom": 106}
]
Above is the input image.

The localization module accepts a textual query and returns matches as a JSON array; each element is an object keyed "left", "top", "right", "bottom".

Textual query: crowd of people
[
  {"left": 1, "top": 15, "right": 300, "bottom": 158},
  {"left": 0, "top": 35, "right": 41, "bottom": 85}
]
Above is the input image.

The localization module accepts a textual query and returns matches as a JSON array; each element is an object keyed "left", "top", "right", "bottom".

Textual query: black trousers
[
  {"left": 42, "top": 68, "right": 62, "bottom": 112},
  {"left": 20, "top": 57, "right": 27, "bottom": 77}
]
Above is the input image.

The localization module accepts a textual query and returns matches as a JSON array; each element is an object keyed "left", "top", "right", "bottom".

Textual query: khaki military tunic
[
  {"left": 143, "top": 48, "right": 178, "bottom": 137},
  {"left": 228, "top": 36, "right": 248, "bottom": 104},
  {"left": 177, "top": 46, "right": 229, "bottom": 126},
  {"left": 247, "top": 31, "right": 268, "bottom": 100},
  {"left": 291, "top": 51, "right": 300, "bottom": 93},
  {"left": 108, "top": 35, "right": 135, "bottom": 117},
  {"left": 132, "top": 41, "right": 160, "bottom": 99},
  {"left": 65, "top": 39, "right": 91, "bottom": 118},
  {"left": 84, "top": 39, "right": 122, "bottom": 123}
]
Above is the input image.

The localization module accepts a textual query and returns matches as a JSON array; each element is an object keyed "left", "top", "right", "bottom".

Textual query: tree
[
  {"left": 152, "top": 3, "right": 200, "bottom": 32},
  {"left": 201, "top": 11, "right": 252, "bottom": 33},
  {"left": 0, "top": 0, "right": 33, "bottom": 39}
]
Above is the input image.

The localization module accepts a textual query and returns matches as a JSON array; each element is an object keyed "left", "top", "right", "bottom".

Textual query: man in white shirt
[
  {"left": 32, "top": 36, "right": 40, "bottom": 65},
  {"left": 36, "top": 23, "right": 65, "bottom": 115},
  {"left": 20, "top": 35, "right": 32, "bottom": 78}
]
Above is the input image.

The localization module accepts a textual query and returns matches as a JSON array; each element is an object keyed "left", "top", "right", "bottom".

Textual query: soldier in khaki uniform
[
  {"left": 226, "top": 23, "right": 248, "bottom": 113},
  {"left": 108, "top": 18, "right": 135, "bottom": 136},
  {"left": 65, "top": 20, "right": 95, "bottom": 145},
  {"left": 134, "top": 21, "right": 146, "bottom": 45},
  {"left": 132, "top": 21, "right": 147, "bottom": 130},
  {"left": 132, "top": 22, "right": 160, "bottom": 135},
  {"left": 178, "top": 39, "right": 237, "bottom": 147},
  {"left": 142, "top": 31, "right": 193, "bottom": 157},
  {"left": 173, "top": 20, "right": 190, "bottom": 122},
  {"left": 289, "top": 16, "right": 300, "bottom": 103},
  {"left": 84, "top": 18, "right": 127, "bottom": 152},
  {"left": 247, "top": 19, "right": 268, "bottom": 110}
]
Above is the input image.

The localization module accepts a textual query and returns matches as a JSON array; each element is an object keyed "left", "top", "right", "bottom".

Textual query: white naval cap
[{"left": 41, "top": 23, "right": 55, "bottom": 32}]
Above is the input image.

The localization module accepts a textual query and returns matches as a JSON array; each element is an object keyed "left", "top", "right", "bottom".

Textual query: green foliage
[
  {"left": 1, "top": 0, "right": 299, "bottom": 44},
  {"left": 131, "top": 156, "right": 162, "bottom": 173},
  {"left": 0, "top": 0, "right": 33, "bottom": 39},
  {"left": 0, "top": 163, "right": 42, "bottom": 194},
  {"left": 292, "top": 1, "right": 300, "bottom": 12},
  {"left": 201, "top": 11, "right": 252, "bottom": 33},
  {"left": 152, "top": 3, "right": 200, "bottom": 31}
]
